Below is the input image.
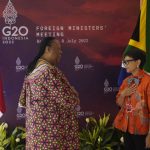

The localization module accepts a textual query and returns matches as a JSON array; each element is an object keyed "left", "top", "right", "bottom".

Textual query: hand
[
  {"left": 146, "top": 134, "right": 150, "bottom": 148},
  {"left": 121, "top": 84, "right": 137, "bottom": 97},
  {"left": 117, "top": 84, "right": 137, "bottom": 107}
]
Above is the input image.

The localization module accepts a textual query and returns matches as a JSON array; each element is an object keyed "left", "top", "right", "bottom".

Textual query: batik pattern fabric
[
  {"left": 114, "top": 70, "right": 150, "bottom": 135},
  {"left": 19, "top": 60, "right": 79, "bottom": 150}
]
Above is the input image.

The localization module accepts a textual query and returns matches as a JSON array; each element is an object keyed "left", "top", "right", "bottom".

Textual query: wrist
[{"left": 120, "top": 92, "right": 125, "bottom": 99}]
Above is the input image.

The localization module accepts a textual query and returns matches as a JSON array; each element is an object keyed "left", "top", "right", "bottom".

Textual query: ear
[
  {"left": 45, "top": 46, "right": 51, "bottom": 53},
  {"left": 137, "top": 59, "right": 141, "bottom": 67}
]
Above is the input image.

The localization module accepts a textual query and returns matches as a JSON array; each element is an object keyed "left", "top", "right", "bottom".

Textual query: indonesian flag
[{"left": 0, "top": 77, "right": 5, "bottom": 113}]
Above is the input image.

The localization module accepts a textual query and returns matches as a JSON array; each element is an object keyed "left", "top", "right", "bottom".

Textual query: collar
[
  {"left": 131, "top": 69, "right": 144, "bottom": 78},
  {"left": 127, "top": 69, "right": 144, "bottom": 85}
]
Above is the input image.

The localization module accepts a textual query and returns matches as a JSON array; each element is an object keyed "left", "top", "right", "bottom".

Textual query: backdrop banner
[{"left": 0, "top": 0, "right": 139, "bottom": 128}]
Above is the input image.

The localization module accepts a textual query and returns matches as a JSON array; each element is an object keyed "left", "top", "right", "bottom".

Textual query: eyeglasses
[{"left": 122, "top": 59, "right": 136, "bottom": 66}]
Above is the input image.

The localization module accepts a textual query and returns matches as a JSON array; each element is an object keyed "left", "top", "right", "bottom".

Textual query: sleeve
[
  {"left": 145, "top": 78, "right": 150, "bottom": 134},
  {"left": 146, "top": 80, "right": 150, "bottom": 118},
  {"left": 116, "top": 79, "right": 127, "bottom": 104},
  {"left": 44, "top": 68, "right": 79, "bottom": 109},
  {"left": 0, "top": 78, "right": 6, "bottom": 113},
  {"left": 18, "top": 79, "right": 27, "bottom": 108}
]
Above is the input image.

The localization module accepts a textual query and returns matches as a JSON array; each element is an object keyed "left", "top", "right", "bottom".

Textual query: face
[
  {"left": 123, "top": 56, "right": 140, "bottom": 73},
  {"left": 47, "top": 40, "right": 62, "bottom": 65}
]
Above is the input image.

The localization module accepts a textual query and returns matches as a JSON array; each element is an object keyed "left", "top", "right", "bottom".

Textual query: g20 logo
[
  {"left": 104, "top": 87, "right": 112, "bottom": 93},
  {"left": 2, "top": 26, "right": 28, "bottom": 36}
]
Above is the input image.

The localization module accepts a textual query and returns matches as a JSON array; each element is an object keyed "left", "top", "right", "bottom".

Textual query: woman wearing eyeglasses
[{"left": 113, "top": 48, "right": 150, "bottom": 150}]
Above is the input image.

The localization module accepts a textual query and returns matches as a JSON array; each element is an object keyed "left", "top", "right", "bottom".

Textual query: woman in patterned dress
[
  {"left": 113, "top": 48, "right": 150, "bottom": 150},
  {"left": 19, "top": 37, "right": 80, "bottom": 150}
]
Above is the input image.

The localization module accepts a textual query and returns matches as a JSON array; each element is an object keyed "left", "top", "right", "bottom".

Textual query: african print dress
[{"left": 19, "top": 59, "right": 80, "bottom": 150}]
